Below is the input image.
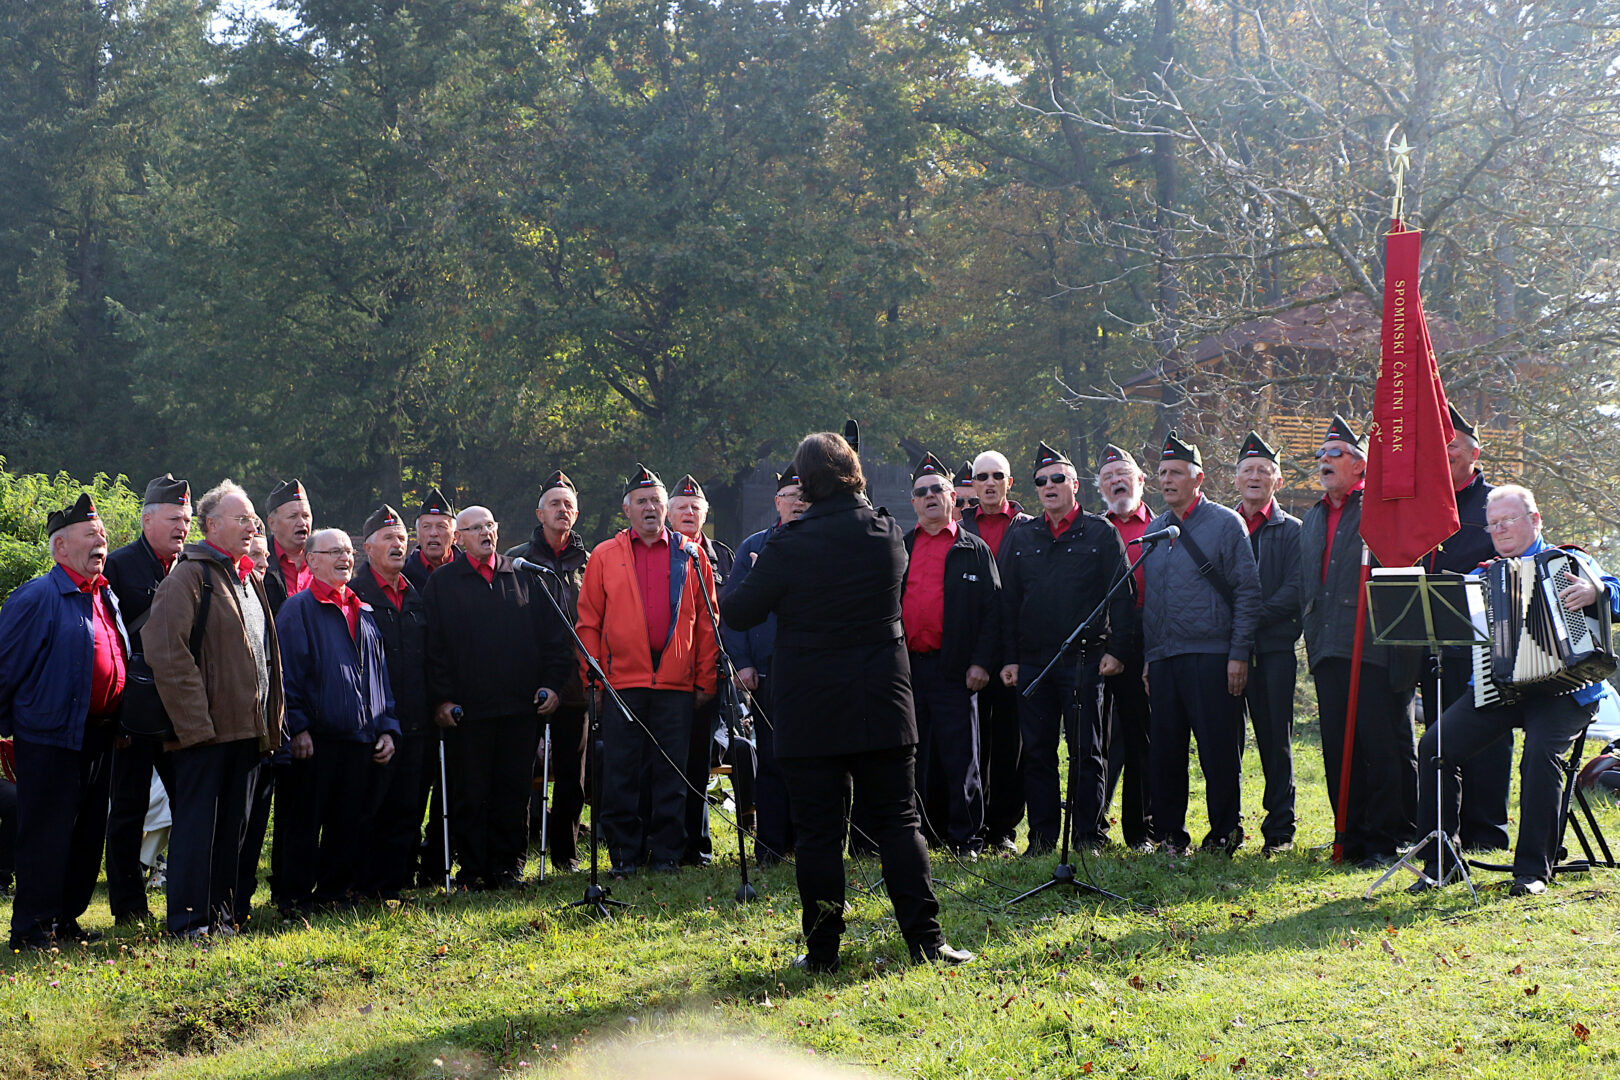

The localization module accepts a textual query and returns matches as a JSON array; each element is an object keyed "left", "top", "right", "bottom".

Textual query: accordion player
[{"left": 1411, "top": 484, "right": 1620, "bottom": 897}]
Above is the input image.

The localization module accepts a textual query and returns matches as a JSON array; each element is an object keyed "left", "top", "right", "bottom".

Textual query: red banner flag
[{"left": 1361, "top": 221, "right": 1458, "bottom": 567}]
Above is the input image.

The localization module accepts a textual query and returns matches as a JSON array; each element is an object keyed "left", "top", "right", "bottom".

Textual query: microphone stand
[
  {"left": 514, "top": 560, "right": 628, "bottom": 918},
  {"left": 1009, "top": 537, "right": 1163, "bottom": 906},
  {"left": 689, "top": 544, "right": 759, "bottom": 903}
]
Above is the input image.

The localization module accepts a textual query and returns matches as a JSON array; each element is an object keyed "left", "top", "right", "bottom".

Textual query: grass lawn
[{"left": 2, "top": 721, "right": 1617, "bottom": 1080}]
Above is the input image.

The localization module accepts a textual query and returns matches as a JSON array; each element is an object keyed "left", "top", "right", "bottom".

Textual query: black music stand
[{"left": 1362, "top": 569, "right": 1486, "bottom": 900}]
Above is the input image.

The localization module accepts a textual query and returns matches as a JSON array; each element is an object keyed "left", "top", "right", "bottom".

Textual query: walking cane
[
  {"left": 538, "top": 720, "right": 552, "bottom": 883},
  {"left": 441, "top": 707, "right": 461, "bottom": 892}
]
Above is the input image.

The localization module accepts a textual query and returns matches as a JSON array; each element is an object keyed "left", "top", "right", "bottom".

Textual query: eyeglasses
[
  {"left": 1484, "top": 515, "right": 1528, "bottom": 533},
  {"left": 913, "top": 483, "right": 946, "bottom": 498},
  {"left": 1314, "top": 447, "right": 1361, "bottom": 459},
  {"left": 309, "top": 548, "right": 355, "bottom": 557},
  {"left": 458, "top": 521, "right": 498, "bottom": 533},
  {"left": 226, "top": 515, "right": 262, "bottom": 529},
  {"left": 974, "top": 471, "right": 1006, "bottom": 482},
  {"left": 1032, "top": 474, "right": 1070, "bottom": 487}
]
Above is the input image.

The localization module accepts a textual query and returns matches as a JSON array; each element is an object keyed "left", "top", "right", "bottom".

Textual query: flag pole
[{"left": 1332, "top": 544, "right": 1372, "bottom": 865}]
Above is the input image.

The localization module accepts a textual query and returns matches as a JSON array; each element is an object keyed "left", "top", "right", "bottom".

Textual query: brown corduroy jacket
[{"left": 145, "top": 543, "right": 284, "bottom": 752}]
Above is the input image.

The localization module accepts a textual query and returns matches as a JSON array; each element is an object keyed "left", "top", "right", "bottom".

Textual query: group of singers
[{"left": 0, "top": 405, "right": 1612, "bottom": 960}]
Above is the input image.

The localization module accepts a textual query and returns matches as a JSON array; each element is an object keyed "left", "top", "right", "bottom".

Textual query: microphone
[
  {"left": 1130, "top": 525, "right": 1181, "bottom": 545},
  {"left": 681, "top": 540, "right": 703, "bottom": 561},
  {"left": 512, "top": 556, "right": 558, "bottom": 577}
]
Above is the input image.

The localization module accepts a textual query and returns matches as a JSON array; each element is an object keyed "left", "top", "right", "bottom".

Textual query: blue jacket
[
  {"left": 1471, "top": 537, "right": 1620, "bottom": 707},
  {"left": 274, "top": 589, "right": 399, "bottom": 747},
  {"left": 722, "top": 526, "right": 778, "bottom": 677},
  {"left": 0, "top": 565, "right": 130, "bottom": 750}
]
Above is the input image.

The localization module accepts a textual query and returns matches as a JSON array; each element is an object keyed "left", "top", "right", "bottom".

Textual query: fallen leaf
[
  {"left": 1525, "top": 985, "right": 1540, "bottom": 997},
  {"left": 1198, "top": 1054, "right": 1217, "bottom": 1063},
  {"left": 358, "top": 1004, "right": 372, "bottom": 1015},
  {"left": 1128, "top": 975, "right": 1145, "bottom": 990},
  {"left": 1509, "top": 964, "right": 1523, "bottom": 975},
  {"left": 1229, "top": 1057, "right": 1247, "bottom": 1072},
  {"left": 1573, "top": 1022, "right": 1590, "bottom": 1043},
  {"left": 1081, "top": 1064, "right": 1093, "bottom": 1074}
]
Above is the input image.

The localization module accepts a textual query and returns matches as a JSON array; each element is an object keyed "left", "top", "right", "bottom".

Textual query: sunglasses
[
  {"left": 1313, "top": 447, "right": 1360, "bottom": 460},
  {"left": 913, "top": 483, "right": 947, "bottom": 498},
  {"left": 974, "top": 471, "right": 1006, "bottom": 481},
  {"left": 955, "top": 496, "right": 979, "bottom": 509},
  {"left": 1032, "top": 474, "right": 1071, "bottom": 487}
]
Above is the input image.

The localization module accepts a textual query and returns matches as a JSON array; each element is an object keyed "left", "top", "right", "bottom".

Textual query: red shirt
[
  {"left": 64, "top": 565, "right": 126, "bottom": 716},
  {"left": 1241, "top": 502, "right": 1271, "bottom": 536},
  {"left": 973, "top": 507, "right": 1015, "bottom": 559},
  {"left": 310, "top": 576, "right": 362, "bottom": 639},
  {"left": 415, "top": 548, "right": 452, "bottom": 577},
  {"left": 903, "top": 523, "right": 955, "bottom": 653},
  {"left": 274, "top": 538, "right": 313, "bottom": 597},
  {"left": 1108, "top": 501, "right": 1153, "bottom": 608},
  {"left": 467, "top": 551, "right": 496, "bottom": 584},
  {"left": 1320, "top": 478, "right": 1367, "bottom": 581},
  {"left": 369, "top": 565, "right": 407, "bottom": 610},
  {"left": 631, "top": 531, "right": 672, "bottom": 655},
  {"left": 204, "top": 540, "right": 256, "bottom": 583},
  {"left": 1046, "top": 503, "right": 1081, "bottom": 539}
]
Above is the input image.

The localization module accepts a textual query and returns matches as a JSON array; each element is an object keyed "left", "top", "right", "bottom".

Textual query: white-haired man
[
  {"left": 0, "top": 493, "right": 127, "bottom": 949},
  {"left": 961, "top": 449, "right": 1030, "bottom": 850},
  {"left": 1096, "top": 444, "right": 1153, "bottom": 850},
  {"left": 1411, "top": 484, "right": 1620, "bottom": 896}
]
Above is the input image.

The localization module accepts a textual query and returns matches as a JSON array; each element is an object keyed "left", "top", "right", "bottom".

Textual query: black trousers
[
  {"left": 683, "top": 695, "right": 725, "bottom": 862},
  {"left": 0, "top": 776, "right": 16, "bottom": 889},
  {"left": 274, "top": 738, "right": 381, "bottom": 907},
  {"left": 542, "top": 705, "right": 588, "bottom": 870},
  {"left": 360, "top": 730, "right": 429, "bottom": 895},
  {"left": 167, "top": 738, "right": 260, "bottom": 935},
  {"left": 447, "top": 714, "right": 540, "bottom": 885},
  {"left": 751, "top": 674, "right": 795, "bottom": 862},
  {"left": 976, "top": 680, "right": 1024, "bottom": 845},
  {"left": 1103, "top": 653, "right": 1153, "bottom": 847},
  {"left": 1419, "top": 653, "right": 1513, "bottom": 850},
  {"left": 1417, "top": 690, "right": 1595, "bottom": 883},
  {"left": 1149, "top": 653, "right": 1244, "bottom": 849},
  {"left": 911, "top": 651, "right": 984, "bottom": 850},
  {"left": 105, "top": 733, "right": 175, "bottom": 918},
  {"left": 598, "top": 688, "right": 692, "bottom": 870},
  {"left": 1313, "top": 658, "right": 1416, "bottom": 860},
  {"left": 236, "top": 756, "right": 275, "bottom": 915},
  {"left": 779, "top": 745, "right": 943, "bottom": 963},
  {"left": 9, "top": 727, "right": 114, "bottom": 946},
  {"left": 1244, "top": 649, "right": 1298, "bottom": 845},
  {"left": 1018, "top": 659, "right": 1107, "bottom": 850}
]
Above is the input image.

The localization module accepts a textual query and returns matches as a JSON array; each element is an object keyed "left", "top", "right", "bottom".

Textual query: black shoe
[
  {"left": 55, "top": 920, "right": 103, "bottom": 944},
  {"left": 1260, "top": 839, "right": 1293, "bottom": 857},
  {"left": 1021, "top": 840, "right": 1055, "bottom": 858},
  {"left": 987, "top": 834, "right": 1019, "bottom": 854},
  {"left": 1406, "top": 873, "right": 1440, "bottom": 895},
  {"left": 1157, "top": 840, "right": 1186, "bottom": 856},
  {"left": 910, "top": 941, "right": 975, "bottom": 965},
  {"left": 8, "top": 931, "right": 52, "bottom": 952},
  {"left": 113, "top": 910, "right": 150, "bottom": 928},
  {"left": 1508, "top": 878, "right": 1547, "bottom": 897},
  {"left": 1201, "top": 828, "right": 1244, "bottom": 857},
  {"left": 648, "top": 860, "right": 681, "bottom": 874},
  {"left": 1357, "top": 852, "right": 1397, "bottom": 870},
  {"left": 791, "top": 953, "right": 840, "bottom": 974},
  {"left": 754, "top": 852, "right": 781, "bottom": 870}
]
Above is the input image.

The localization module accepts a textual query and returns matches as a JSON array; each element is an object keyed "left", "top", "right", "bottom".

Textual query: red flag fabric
[{"left": 1361, "top": 221, "right": 1459, "bottom": 567}]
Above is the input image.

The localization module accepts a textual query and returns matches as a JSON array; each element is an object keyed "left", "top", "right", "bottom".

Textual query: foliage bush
[{"left": 0, "top": 458, "right": 142, "bottom": 602}]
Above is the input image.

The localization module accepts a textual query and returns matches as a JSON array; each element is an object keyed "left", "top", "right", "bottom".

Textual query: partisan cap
[
  {"left": 417, "top": 486, "right": 455, "bottom": 519},
  {"left": 775, "top": 464, "right": 801, "bottom": 491},
  {"left": 143, "top": 473, "right": 190, "bottom": 507},
  {"left": 1160, "top": 430, "right": 1202, "bottom": 468},
  {"left": 1323, "top": 413, "right": 1367, "bottom": 455},
  {"left": 623, "top": 463, "right": 663, "bottom": 498},
  {"left": 1032, "top": 440, "right": 1072, "bottom": 477},
  {"left": 672, "top": 474, "right": 704, "bottom": 499},
  {"left": 1236, "top": 431, "right": 1278, "bottom": 464},
  {"left": 266, "top": 479, "right": 308, "bottom": 513},
  {"left": 539, "top": 471, "right": 576, "bottom": 500},
  {"left": 911, "top": 452, "right": 948, "bottom": 483},
  {"left": 1098, "top": 444, "right": 1136, "bottom": 471},
  {"left": 1447, "top": 404, "right": 1477, "bottom": 440},
  {"left": 363, "top": 504, "right": 404, "bottom": 539},
  {"left": 47, "top": 492, "right": 98, "bottom": 536}
]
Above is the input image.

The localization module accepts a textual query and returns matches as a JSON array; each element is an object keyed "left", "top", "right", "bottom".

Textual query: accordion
[{"left": 1471, "top": 548, "right": 1617, "bottom": 708}]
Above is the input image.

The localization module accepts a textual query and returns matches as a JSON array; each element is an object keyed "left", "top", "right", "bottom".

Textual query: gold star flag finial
[{"left": 1391, "top": 135, "right": 1414, "bottom": 177}]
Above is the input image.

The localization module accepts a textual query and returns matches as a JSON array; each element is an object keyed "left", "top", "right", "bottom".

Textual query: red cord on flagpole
[{"left": 1332, "top": 545, "right": 1372, "bottom": 865}]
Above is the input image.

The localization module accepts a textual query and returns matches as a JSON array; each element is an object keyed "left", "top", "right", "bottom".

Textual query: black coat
[
  {"left": 720, "top": 491, "right": 916, "bottom": 759},
  {"left": 422, "top": 552, "right": 575, "bottom": 720},
  {"left": 1299, "top": 489, "right": 1392, "bottom": 671},
  {"left": 1244, "top": 498, "right": 1304, "bottom": 654},
  {"left": 261, "top": 539, "right": 302, "bottom": 616},
  {"left": 998, "top": 509, "right": 1133, "bottom": 667},
  {"left": 402, "top": 546, "right": 454, "bottom": 592},
  {"left": 902, "top": 525, "right": 1001, "bottom": 682},
  {"left": 349, "top": 564, "right": 430, "bottom": 737},
  {"left": 506, "top": 527, "right": 590, "bottom": 703},
  {"left": 1424, "top": 469, "right": 1495, "bottom": 574},
  {"left": 105, "top": 534, "right": 169, "bottom": 651}
]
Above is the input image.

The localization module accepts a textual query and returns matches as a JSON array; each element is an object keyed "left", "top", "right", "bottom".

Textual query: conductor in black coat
[{"left": 721, "top": 432, "right": 972, "bottom": 973}]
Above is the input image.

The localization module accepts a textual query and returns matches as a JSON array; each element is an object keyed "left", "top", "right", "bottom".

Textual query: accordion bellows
[{"left": 1472, "top": 549, "right": 1618, "bottom": 709}]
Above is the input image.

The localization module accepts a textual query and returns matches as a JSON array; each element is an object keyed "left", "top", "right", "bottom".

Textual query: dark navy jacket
[
  {"left": 722, "top": 525, "right": 778, "bottom": 677},
  {"left": 105, "top": 534, "right": 169, "bottom": 651},
  {"left": 0, "top": 565, "right": 130, "bottom": 750},
  {"left": 274, "top": 589, "right": 399, "bottom": 745},
  {"left": 349, "top": 565, "right": 429, "bottom": 737}
]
